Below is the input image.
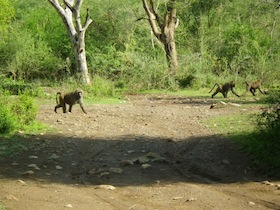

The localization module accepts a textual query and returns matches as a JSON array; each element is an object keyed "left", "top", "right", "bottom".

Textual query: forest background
[{"left": 1, "top": 0, "right": 280, "bottom": 92}]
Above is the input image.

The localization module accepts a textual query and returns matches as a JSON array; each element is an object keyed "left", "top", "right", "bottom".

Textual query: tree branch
[
  {"left": 63, "top": 0, "right": 74, "bottom": 12},
  {"left": 136, "top": 17, "right": 148, "bottom": 21},
  {"left": 48, "top": 0, "right": 66, "bottom": 17},
  {"left": 149, "top": 0, "right": 162, "bottom": 28},
  {"left": 74, "top": 0, "right": 83, "bottom": 13},
  {"left": 141, "top": 0, "right": 161, "bottom": 38},
  {"left": 83, "top": 8, "right": 93, "bottom": 30}
]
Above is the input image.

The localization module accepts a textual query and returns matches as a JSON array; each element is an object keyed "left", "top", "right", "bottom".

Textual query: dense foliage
[
  {"left": 0, "top": 90, "right": 38, "bottom": 134},
  {"left": 243, "top": 92, "right": 280, "bottom": 175},
  {"left": 0, "top": 0, "right": 279, "bottom": 90}
]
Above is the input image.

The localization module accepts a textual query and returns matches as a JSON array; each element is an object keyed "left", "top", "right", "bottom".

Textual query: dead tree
[
  {"left": 48, "top": 0, "right": 92, "bottom": 84},
  {"left": 141, "top": 0, "right": 178, "bottom": 74}
]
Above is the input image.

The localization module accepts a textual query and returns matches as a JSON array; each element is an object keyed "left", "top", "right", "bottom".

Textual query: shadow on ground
[{"left": 0, "top": 133, "right": 272, "bottom": 187}]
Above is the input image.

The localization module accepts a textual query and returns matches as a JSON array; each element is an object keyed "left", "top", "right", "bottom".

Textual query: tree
[
  {"left": 0, "top": 0, "right": 14, "bottom": 38},
  {"left": 141, "top": 0, "right": 178, "bottom": 74},
  {"left": 48, "top": 0, "right": 92, "bottom": 84}
]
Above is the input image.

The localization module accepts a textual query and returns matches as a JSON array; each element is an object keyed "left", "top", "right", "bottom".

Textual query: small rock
[
  {"left": 109, "top": 168, "right": 123, "bottom": 174},
  {"left": 127, "top": 150, "right": 135, "bottom": 154},
  {"left": 29, "top": 156, "right": 38, "bottom": 159},
  {"left": 88, "top": 168, "right": 98, "bottom": 175},
  {"left": 228, "top": 102, "right": 241, "bottom": 107},
  {"left": 22, "top": 170, "right": 35, "bottom": 175},
  {"left": 248, "top": 201, "right": 255, "bottom": 205},
  {"left": 71, "top": 161, "right": 77, "bottom": 166},
  {"left": 11, "top": 162, "right": 19, "bottom": 166},
  {"left": 48, "top": 154, "right": 59, "bottom": 160},
  {"left": 99, "top": 172, "right": 110, "bottom": 177},
  {"left": 186, "top": 197, "right": 197, "bottom": 202},
  {"left": 56, "top": 165, "right": 63, "bottom": 170},
  {"left": 120, "top": 160, "right": 134, "bottom": 167},
  {"left": 96, "top": 185, "right": 116, "bottom": 190},
  {"left": 141, "top": 163, "right": 151, "bottom": 169},
  {"left": 222, "top": 159, "right": 230, "bottom": 164},
  {"left": 146, "top": 152, "right": 162, "bottom": 161},
  {"left": 65, "top": 204, "right": 73, "bottom": 208},
  {"left": 17, "top": 179, "right": 27, "bottom": 185},
  {"left": 27, "top": 164, "right": 40, "bottom": 170},
  {"left": 137, "top": 156, "right": 150, "bottom": 164},
  {"left": 5, "top": 194, "right": 19, "bottom": 201},
  {"left": 173, "top": 196, "right": 182, "bottom": 200},
  {"left": 262, "top": 180, "right": 274, "bottom": 186}
]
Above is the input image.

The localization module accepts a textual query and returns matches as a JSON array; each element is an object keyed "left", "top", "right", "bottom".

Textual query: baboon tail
[
  {"left": 244, "top": 81, "right": 250, "bottom": 91},
  {"left": 209, "top": 83, "right": 218, "bottom": 93},
  {"left": 56, "top": 92, "right": 61, "bottom": 104}
]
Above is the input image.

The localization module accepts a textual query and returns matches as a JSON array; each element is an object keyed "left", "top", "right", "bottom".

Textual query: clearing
[{"left": 0, "top": 94, "right": 279, "bottom": 210}]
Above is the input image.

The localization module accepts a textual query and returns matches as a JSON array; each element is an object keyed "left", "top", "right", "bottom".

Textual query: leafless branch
[
  {"left": 63, "top": 0, "right": 74, "bottom": 12},
  {"left": 142, "top": 0, "right": 161, "bottom": 38}
]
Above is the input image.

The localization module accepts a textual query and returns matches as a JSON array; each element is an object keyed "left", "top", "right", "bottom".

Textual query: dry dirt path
[{"left": 0, "top": 94, "right": 280, "bottom": 210}]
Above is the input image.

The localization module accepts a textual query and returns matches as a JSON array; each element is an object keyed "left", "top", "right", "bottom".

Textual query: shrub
[
  {"left": 253, "top": 91, "right": 280, "bottom": 174},
  {"left": 0, "top": 78, "right": 42, "bottom": 96},
  {"left": 85, "top": 75, "right": 116, "bottom": 98},
  {"left": 0, "top": 104, "right": 17, "bottom": 134},
  {"left": 10, "top": 95, "right": 38, "bottom": 125}
]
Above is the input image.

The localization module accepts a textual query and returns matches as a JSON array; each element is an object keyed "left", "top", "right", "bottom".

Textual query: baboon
[
  {"left": 245, "top": 80, "right": 265, "bottom": 96},
  {"left": 209, "top": 81, "right": 240, "bottom": 98},
  {"left": 54, "top": 90, "right": 87, "bottom": 114}
]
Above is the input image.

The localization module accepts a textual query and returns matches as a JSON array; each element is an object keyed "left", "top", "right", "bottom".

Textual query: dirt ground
[{"left": 0, "top": 94, "right": 280, "bottom": 210}]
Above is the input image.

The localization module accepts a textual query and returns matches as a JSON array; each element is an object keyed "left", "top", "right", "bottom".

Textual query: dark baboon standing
[
  {"left": 54, "top": 90, "right": 87, "bottom": 114},
  {"left": 209, "top": 81, "right": 240, "bottom": 98}
]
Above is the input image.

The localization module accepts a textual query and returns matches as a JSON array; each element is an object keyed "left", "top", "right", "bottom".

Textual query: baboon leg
[
  {"left": 63, "top": 104, "right": 67, "bottom": 113},
  {"left": 231, "top": 90, "right": 240, "bottom": 97},
  {"left": 250, "top": 88, "right": 256, "bottom": 96},
  {"left": 79, "top": 104, "right": 87, "bottom": 114},
  {"left": 211, "top": 90, "right": 219, "bottom": 98},
  {"left": 68, "top": 105, "right": 73, "bottom": 113},
  {"left": 222, "top": 92, "right": 228, "bottom": 98},
  {"left": 54, "top": 104, "right": 62, "bottom": 113},
  {"left": 258, "top": 88, "right": 265, "bottom": 94}
]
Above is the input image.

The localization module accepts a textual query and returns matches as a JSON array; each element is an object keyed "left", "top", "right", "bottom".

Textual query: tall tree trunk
[
  {"left": 48, "top": 0, "right": 92, "bottom": 84},
  {"left": 141, "top": 0, "right": 178, "bottom": 74}
]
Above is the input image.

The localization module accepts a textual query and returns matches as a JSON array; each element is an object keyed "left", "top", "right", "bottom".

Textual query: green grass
[
  {"left": 203, "top": 112, "right": 257, "bottom": 135},
  {"left": 84, "top": 97, "right": 127, "bottom": 105},
  {"left": 140, "top": 88, "right": 210, "bottom": 97},
  {"left": 0, "top": 203, "right": 5, "bottom": 210},
  {"left": 202, "top": 110, "right": 280, "bottom": 176}
]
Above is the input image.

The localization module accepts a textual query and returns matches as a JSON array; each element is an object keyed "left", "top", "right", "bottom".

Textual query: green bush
[
  {"left": 0, "top": 90, "right": 38, "bottom": 134},
  {"left": 11, "top": 95, "right": 38, "bottom": 125},
  {"left": 0, "top": 78, "right": 42, "bottom": 96},
  {"left": 85, "top": 75, "right": 116, "bottom": 98},
  {"left": 252, "top": 91, "right": 280, "bottom": 174},
  {"left": 0, "top": 104, "right": 17, "bottom": 134}
]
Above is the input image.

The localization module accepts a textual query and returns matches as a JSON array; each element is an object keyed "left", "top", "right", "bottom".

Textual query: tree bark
[
  {"left": 141, "top": 0, "right": 178, "bottom": 74},
  {"left": 48, "top": 0, "right": 92, "bottom": 84}
]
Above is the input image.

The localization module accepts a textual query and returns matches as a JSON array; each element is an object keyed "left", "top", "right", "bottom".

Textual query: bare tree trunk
[
  {"left": 48, "top": 0, "right": 92, "bottom": 84},
  {"left": 141, "top": 0, "right": 178, "bottom": 73}
]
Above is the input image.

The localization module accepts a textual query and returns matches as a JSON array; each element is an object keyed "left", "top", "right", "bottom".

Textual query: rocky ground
[{"left": 0, "top": 94, "right": 279, "bottom": 210}]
